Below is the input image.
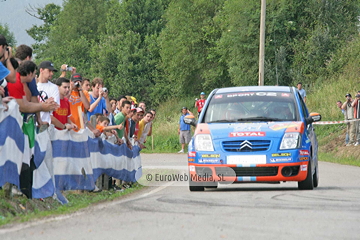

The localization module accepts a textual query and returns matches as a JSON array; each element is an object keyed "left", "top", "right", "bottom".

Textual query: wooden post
[
  {"left": 152, "top": 135, "right": 154, "bottom": 150},
  {"left": 258, "top": 0, "right": 266, "bottom": 86}
]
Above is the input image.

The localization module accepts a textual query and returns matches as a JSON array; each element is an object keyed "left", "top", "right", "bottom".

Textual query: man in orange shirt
[{"left": 67, "top": 73, "right": 90, "bottom": 131}]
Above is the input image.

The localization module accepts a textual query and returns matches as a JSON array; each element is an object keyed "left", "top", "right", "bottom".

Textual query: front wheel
[
  {"left": 189, "top": 180, "right": 204, "bottom": 192},
  {"left": 313, "top": 165, "right": 319, "bottom": 188},
  {"left": 298, "top": 160, "right": 314, "bottom": 190}
]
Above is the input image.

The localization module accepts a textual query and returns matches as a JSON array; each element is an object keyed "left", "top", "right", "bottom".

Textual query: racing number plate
[{"left": 227, "top": 155, "right": 266, "bottom": 165}]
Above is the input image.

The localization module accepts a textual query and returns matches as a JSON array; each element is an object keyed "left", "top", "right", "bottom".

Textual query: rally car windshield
[{"left": 204, "top": 91, "right": 298, "bottom": 123}]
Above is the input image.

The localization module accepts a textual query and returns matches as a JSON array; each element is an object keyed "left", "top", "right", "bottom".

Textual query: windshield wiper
[
  {"left": 237, "top": 117, "right": 283, "bottom": 122},
  {"left": 207, "top": 119, "right": 235, "bottom": 123}
]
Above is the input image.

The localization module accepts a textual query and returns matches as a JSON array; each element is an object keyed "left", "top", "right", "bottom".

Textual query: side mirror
[
  {"left": 184, "top": 115, "right": 197, "bottom": 127},
  {"left": 306, "top": 112, "right": 321, "bottom": 125}
]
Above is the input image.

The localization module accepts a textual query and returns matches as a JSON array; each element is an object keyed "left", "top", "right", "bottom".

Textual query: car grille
[
  {"left": 215, "top": 167, "right": 278, "bottom": 177},
  {"left": 222, "top": 140, "right": 271, "bottom": 152}
]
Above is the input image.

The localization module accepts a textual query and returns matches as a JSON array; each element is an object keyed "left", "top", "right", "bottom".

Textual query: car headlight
[
  {"left": 280, "top": 132, "right": 301, "bottom": 149},
  {"left": 195, "top": 134, "right": 214, "bottom": 151}
]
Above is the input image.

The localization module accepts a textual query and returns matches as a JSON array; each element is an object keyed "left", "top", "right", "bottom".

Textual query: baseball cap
[
  {"left": 38, "top": 61, "right": 58, "bottom": 72},
  {"left": 0, "top": 35, "right": 8, "bottom": 46},
  {"left": 136, "top": 107, "right": 144, "bottom": 113},
  {"left": 71, "top": 73, "right": 83, "bottom": 82},
  {"left": 345, "top": 93, "right": 352, "bottom": 98},
  {"left": 200, "top": 92, "right": 205, "bottom": 95}
]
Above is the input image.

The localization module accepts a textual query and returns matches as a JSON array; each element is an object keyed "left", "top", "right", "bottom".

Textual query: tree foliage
[
  {"left": 0, "top": 23, "right": 16, "bottom": 46},
  {"left": 26, "top": 3, "right": 61, "bottom": 52},
  {"left": 26, "top": 0, "right": 360, "bottom": 106}
]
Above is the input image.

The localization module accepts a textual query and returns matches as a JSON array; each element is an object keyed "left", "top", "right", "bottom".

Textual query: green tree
[
  {"left": 215, "top": 0, "right": 260, "bottom": 86},
  {"left": 26, "top": 3, "right": 61, "bottom": 52},
  {"left": 91, "top": 0, "right": 170, "bottom": 103},
  {"left": 159, "top": 0, "right": 226, "bottom": 99},
  {"left": 0, "top": 23, "right": 16, "bottom": 46},
  {"left": 36, "top": 0, "right": 111, "bottom": 73}
]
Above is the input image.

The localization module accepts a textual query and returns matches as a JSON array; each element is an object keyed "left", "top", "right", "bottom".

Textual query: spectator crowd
[{"left": 0, "top": 35, "right": 156, "bottom": 195}]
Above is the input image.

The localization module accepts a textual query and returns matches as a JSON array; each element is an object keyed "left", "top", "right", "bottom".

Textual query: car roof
[{"left": 215, "top": 86, "right": 292, "bottom": 94}]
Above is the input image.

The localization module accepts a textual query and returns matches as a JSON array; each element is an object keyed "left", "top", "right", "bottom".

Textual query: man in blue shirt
[
  {"left": 297, "top": 82, "right": 307, "bottom": 103},
  {"left": 178, "top": 107, "right": 194, "bottom": 153}
]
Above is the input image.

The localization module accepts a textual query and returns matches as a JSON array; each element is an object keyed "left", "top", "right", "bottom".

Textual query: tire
[
  {"left": 189, "top": 180, "right": 205, "bottom": 192},
  {"left": 298, "top": 160, "right": 314, "bottom": 190},
  {"left": 205, "top": 182, "right": 218, "bottom": 189},
  {"left": 313, "top": 165, "right": 319, "bottom": 188}
]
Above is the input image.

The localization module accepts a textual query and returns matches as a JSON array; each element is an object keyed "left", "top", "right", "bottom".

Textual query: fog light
[{"left": 282, "top": 167, "right": 293, "bottom": 177}]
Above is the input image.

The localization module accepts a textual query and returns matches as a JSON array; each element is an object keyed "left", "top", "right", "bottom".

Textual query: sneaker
[
  {"left": 92, "top": 185, "right": 102, "bottom": 193},
  {"left": 113, "top": 185, "right": 124, "bottom": 192},
  {"left": 346, "top": 143, "right": 353, "bottom": 147},
  {"left": 11, "top": 187, "right": 23, "bottom": 196},
  {"left": 354, "top": 142, "right": 359, "bottom": 146},
  {"left": 178, "top": 149, "right": 184, "bottom": 153}
]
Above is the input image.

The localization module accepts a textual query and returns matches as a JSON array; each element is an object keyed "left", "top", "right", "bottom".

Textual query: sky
[{"left": 0, "top": 0, "right": 63, "bottom": 46}]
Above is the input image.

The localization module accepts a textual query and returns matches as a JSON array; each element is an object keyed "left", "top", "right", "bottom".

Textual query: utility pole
[{"left": 258, "top": 0, "right": 266, "bottom": 86}]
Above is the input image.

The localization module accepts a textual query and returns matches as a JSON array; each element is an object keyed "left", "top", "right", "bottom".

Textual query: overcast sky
[{"left": 1, "top": 0, "right": 63, "bottom": 46}]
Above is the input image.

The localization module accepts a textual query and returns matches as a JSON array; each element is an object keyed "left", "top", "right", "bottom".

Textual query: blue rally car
[{"left": 184, "top": 86, "right": 321, "bottom": 191}]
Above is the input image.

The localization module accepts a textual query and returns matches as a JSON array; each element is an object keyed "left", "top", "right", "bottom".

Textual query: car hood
[{"left": 196, "top": 122, "right": 304, "bottom": 140}]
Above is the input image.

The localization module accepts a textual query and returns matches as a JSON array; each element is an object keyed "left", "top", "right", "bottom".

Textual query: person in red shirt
[
  {"left": 7, "top": 60, "right": 58, "bottom": 114},
  {"left": 52, "top": 77, "right": 77, "bottom": 130},
  {"left": 194, "top": 92, "right": 206, "bottom": 116}
]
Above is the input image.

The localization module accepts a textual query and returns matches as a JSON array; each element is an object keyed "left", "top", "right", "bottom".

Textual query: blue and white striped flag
[
  {"left": 32, "top": 129, "right": 55, "bottom": 199},
  {"left": 0, "top": 100, "right": 24, "bottom": 188}
]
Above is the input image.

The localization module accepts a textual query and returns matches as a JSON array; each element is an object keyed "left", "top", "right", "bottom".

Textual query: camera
[
  {"left": 5, "top": 47, "right": 9, "bottom": 52},
  {"left": 74, "top": 82, "right": 81, "bottom": 88},
  {"left": 62, "top": 65, "right": 73, "bottom": 71},
  {"left": 102, "top": 87, "right": 108, "bottom": 93}
]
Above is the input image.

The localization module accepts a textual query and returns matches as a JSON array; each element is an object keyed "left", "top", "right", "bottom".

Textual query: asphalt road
[{"left": 1, "top": 154, "right": 360, "bottom": 240}]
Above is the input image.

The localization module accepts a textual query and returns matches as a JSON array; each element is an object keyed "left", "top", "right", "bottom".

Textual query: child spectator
[{"left": 96, "top": 115, "right": 123, "bottom": 133}]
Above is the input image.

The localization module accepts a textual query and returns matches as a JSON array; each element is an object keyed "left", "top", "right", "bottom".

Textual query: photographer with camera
[
  {"left": 351, "top": 91, "right": 360, "bottom": 146},
  {"left": 342, "top": 93, "right": 356, "bottom": 146},
  {"left": 68, "top": 73, "right": 90, "bottom": 131},
  {"left": 87, "top": 77, "right": 111, "bottom": 122},
  {"left": 0, "top": 34, "right": 15, "bottom": 84}
]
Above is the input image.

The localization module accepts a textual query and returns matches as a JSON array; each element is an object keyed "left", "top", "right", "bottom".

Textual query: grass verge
[
  {"left": 0, "top": 183, "right": 144, "bottom": 227},
  {"left": 319, "top": 152, "right": 360, "bottom": 167}
]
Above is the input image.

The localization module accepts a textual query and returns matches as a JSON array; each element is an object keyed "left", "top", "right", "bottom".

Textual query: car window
[{"left": 203, "top": 91, "right": 297, "bottom": 123}]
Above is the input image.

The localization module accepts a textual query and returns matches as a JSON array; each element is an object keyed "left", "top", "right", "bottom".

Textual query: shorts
[{"left": 179, "top": 130, "right": 191, "bottom": 144}]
